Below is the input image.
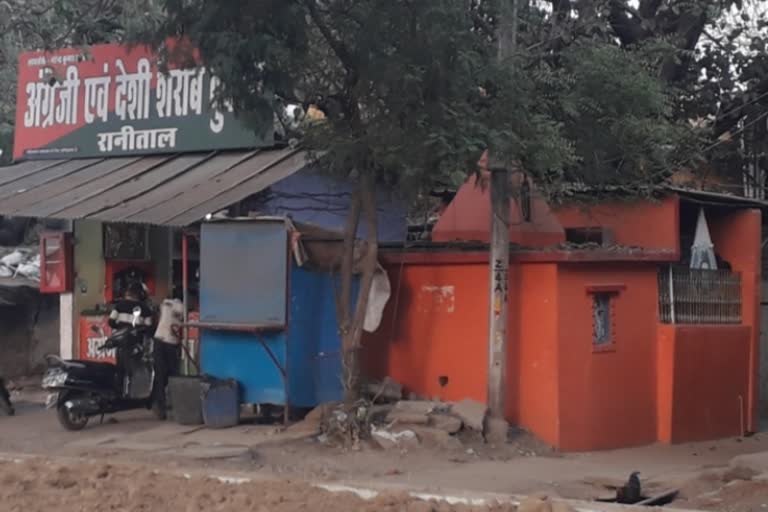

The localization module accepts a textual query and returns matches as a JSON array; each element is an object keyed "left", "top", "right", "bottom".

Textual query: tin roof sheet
[{"left": 0, "top": 148, "right": 309, "bottom": 226}]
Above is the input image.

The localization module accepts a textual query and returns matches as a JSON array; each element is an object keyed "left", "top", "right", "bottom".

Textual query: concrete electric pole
[{"left": 487, "top": 0, "right": 517, "bottom": 420}]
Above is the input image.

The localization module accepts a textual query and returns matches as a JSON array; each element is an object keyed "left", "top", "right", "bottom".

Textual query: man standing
[
  {"left": 108, "top": 281, "right": 154, "bottom": 330},
  {"left": 108, "top": 281, "right": 154, "bottom": 399},
  {"left": 153, "top": 297, "right": 184, "bottom": 418}
]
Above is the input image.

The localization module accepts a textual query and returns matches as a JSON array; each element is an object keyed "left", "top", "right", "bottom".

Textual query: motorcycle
[
  {"left": 0, "top": 377, "right": 13, "bottom": 416},
  {"left": 42, "top": 307, "right": 162, "bottom": 431}
]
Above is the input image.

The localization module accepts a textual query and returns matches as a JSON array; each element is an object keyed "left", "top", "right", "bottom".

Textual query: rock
[
  {"left": 371, "top": 427, "right": 419, "bottom": 450},
  {"left": 386, "top": 409, "right": 430, "bottom": 425},
  {"left": 369, "top": 404, "right": 394, "bottom": 422},
  {"left": 518, "top": 496, "right": 572, "bottom": 512},
  {"left": 290, "top": 402, "right": 339, "bottom": 433},
  {"left": 407, "top": 500, "right": 436, "bottom": 512},
  {"left": 393, "top": 400, "right": 442, "bottom": 415},
  {"left": 723, "top": 464, "right": 759, "bottom": 482},
  {"left": 366, "top": 377, "right": 403, "bottom": 402},
  {"left": 429, "top": 413, "right": 462, "bottom": 434},
  {"left": 484, "top": 416, "right": 509, "bottom": 444},
  {"left": 517, "top": 497, "right": 552, "bottom": 512},
  {"left": 550, "top": 501, "right": 576, "bottom": 512},
  {"left": 307, "top": 402, "right": 340, "bottom": 424},
  {"left": 410, "top": 426, "right": 462, "bottom": 451},
  {"left": 730, "top": 452, "right": 768, "bottom": 474},
  {"left": 451, "top": 399, "right": 487, "bottom": 432},
  {"left": 386, "top": 400, "right": 450, "bottom": 425}
]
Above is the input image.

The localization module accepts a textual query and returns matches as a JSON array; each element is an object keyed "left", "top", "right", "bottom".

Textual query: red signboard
[
  {"left": 79, "top": 311, "right": 200, "bottom": 364},
  {"left": 79, "top": 315, "right": 116, "bottom": 363},
  {"left": 39, "top": 232, "right": 73, "bottom": 293},
  {"left": 14, "top": 42, "right": 272, "bottom": 160}
]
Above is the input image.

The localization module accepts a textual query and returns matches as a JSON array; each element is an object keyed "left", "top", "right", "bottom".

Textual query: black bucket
[{"left": 168, "top": 376, "right": 204, "bottom": 425}]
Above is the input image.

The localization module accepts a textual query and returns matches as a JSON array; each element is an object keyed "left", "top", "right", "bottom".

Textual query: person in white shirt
[{"left": 153, "top": 297, "right": 184, "bottom": 418}]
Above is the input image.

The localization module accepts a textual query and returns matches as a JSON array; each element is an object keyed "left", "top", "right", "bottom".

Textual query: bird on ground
[
  {"left": 595, "top": 471, "right": 643, "bottom": 504},
  {"left": 616, "top": 471, "right": 642, "bottom": 504}
]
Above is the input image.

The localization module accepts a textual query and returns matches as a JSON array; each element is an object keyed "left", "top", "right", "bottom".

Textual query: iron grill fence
[{"left": 658, "top": 266, "right": 742, "bottom": 324}]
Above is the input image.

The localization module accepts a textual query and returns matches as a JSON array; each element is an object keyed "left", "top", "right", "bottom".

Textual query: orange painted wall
[
  {"left": 432, "top": 175, "right": 565, "bottom": 246},
  {"left": 657, "top": 324, "right": 751, "bottom": 443},
  {"left": 362, "top": 258, "right": 562, "bottom": 446},
  {"left": 709, "top": 209, "right": 762, "bottom": 431},
  {"left": 556, "top": 264, "right": 659, "bottom": 451},
  {"left": 507, "top": 263, "right": 560, "bottom": 446},
  {"left": 656, "top": 325, "right": 675, "bottom": 443},
  {"left": 554, "top": 196, "right": 679, "bottom": 253},
  {"left": 362, "top": 262, "right": 489, "bottom": 403}
]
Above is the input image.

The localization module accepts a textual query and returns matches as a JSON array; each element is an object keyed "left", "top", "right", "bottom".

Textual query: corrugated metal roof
[
  {"left": 667, "top": 186, "right": 768, "bottom": 208},
  {"left": 0, "top": 148, "right": 309, "bottom": 226}
]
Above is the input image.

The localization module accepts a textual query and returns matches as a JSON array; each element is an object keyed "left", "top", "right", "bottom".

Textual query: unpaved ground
[
  {"left": 0, "top": 459, "right": 514, "bottom": 512},
  {"left": 8, "top": 391, "right": 768, "bottom": 510},
  {"left": 677, "top": 477, "right": 768, "bottom": 512}
]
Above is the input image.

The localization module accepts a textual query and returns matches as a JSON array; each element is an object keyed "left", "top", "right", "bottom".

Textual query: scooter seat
[
  {"left": 47, "top": 354, "right": 115, "bottom": 372},
  {"left": 55, "top": 358, "right": 117, "bottom": 379},
  {"left": 67, "top": 360, "right": 115, "bottom": 372}
]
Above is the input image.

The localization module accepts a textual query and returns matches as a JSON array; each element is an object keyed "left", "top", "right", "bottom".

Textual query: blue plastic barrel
[{"left": 201, "top": 378, "right": 240, "bottom": 429}]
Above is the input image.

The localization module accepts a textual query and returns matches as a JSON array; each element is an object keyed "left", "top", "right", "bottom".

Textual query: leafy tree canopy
[{"left": 144, "top": 0, "right": 703, "bottom": 194}]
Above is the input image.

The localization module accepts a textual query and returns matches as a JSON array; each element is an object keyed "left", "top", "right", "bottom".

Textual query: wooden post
[
  {"left": 182, "top": 231, "right": 190, "bottom": 374},
  {"left": 487, "top": 163, "right": 510, "bottom": 418}
]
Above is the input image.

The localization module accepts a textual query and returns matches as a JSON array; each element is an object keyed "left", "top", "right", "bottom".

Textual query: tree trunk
[{"left": 337, "top": 172, "right": 379, "bottom": 403}]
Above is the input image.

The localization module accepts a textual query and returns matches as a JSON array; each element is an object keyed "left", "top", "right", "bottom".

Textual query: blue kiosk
[{"left": 197, "top": 218, "right": 357, "bottom": 412}]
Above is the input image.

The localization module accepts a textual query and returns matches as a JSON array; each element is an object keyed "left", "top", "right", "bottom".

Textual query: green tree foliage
[
  {"left": 149, "top": 0, "right": 702, "bottom": 191},
  {"left": 526, "top": 0, "right": 768, "bottom": 190}
]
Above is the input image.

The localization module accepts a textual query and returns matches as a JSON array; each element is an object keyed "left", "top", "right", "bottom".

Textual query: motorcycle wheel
[
  {"left": 0, "top": 380, "right": 13, "bottom": 416},
  {"left": 151, "top": 401, "right": 167, "bottom": 421},
  {"left": 0, "top": 396, "right": 13, "bottom": 416},
  {"left": 56, "top": 394, "right": 89, "bottom": 431}
]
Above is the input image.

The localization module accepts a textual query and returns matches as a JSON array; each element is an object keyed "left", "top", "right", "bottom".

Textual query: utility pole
[
  {"left": 487, "top": 0, "right": 516, "bottom": 420},
  {"left": 487, "top": 160, "right": 510, "bottom": 418}
]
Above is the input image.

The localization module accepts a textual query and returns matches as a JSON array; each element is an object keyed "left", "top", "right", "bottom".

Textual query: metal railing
[{"left": 658, "top": 266, "right": 742, "bottom": 324}]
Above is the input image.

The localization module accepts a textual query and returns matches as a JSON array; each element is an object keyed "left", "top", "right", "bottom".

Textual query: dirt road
[
  {"left": 0, "top": 458, "right": 515, "bottom": 512},
  {"left": 6, "top": 394, "right": 768, "bottom": 510}
]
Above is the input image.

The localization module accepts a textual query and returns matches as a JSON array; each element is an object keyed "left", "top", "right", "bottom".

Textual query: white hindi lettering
[
  {"left": 20, "top": 57, "right": 232, "bottom": 137},
  {"left": 188, "top": 70, "right": 205, "bottom": 116},
  {"left": 97, "top": 132, "right": 116, "bottom": 152},
  {"left": 208, "top": 75, "right": 234, "bottom": 134},
  {"left": 38, "top": 69, "right": 56, "bottom": 128},
  {"left": 23, "top": 66, "right": 81, "bottom": 128},
  {"left": 23, "top": 80, "right": 41, "bottom": 128},
  {"left": 97, "top": 127, "right": 178, "bottom": 153},
  {"left": 84, "top": 63, "right": 111, "bottom": 124},
  {"left": 115, "top": 58, "right": 152, "bottom": 121},
  {"left": 55, "top": 66, "right": 81, "bottom": 125},
  {"left": 157, "top": 127, "right": 178, "bottom": 149},
  {"left": 156, "top": 68, "right": 206, "bottom": 119}
]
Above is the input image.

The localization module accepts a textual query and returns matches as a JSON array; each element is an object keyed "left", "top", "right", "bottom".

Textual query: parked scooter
[
  {"left": 0, "top": 377, "right": 14, "bottom": 416},
  {"left": 42, "top": 307, "right": 162, "bottom": 431}
]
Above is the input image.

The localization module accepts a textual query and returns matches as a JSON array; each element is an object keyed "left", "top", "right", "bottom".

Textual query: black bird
[{"left": 616, "top": 471, "right": 642, "bottom": 504}]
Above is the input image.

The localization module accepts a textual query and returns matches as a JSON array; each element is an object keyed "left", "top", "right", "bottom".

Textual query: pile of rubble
[
  {"left": 369, "top": 398, "right": 493, "bottom": 451},
  {"left": 306, "top": 378, "right": 510, "bottom": 452},
  {"left": 0, "top": 247, "right": 40, "bottom": 281}
]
